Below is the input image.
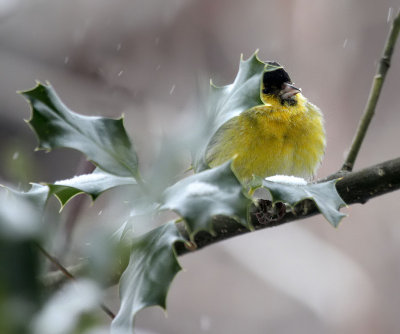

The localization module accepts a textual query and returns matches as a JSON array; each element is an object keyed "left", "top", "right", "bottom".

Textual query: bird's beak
[{"left": 280, "top": 83, "right": 301, "bottom": 99}]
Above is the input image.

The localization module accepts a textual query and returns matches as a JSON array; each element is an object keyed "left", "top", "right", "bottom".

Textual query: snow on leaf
[
  {"left": 265, "top": 175, "right": 308, "bottom": 186},
  {"left": 261, "top": 178, "right": 347, "bottom": 227},
  {"left": 48, "top": 169, "right": 137, "bottom": 209}
]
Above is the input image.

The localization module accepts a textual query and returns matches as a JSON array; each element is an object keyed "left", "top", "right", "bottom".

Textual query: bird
[{"left": 205, "top": 61, "right": 326, "bottom": 184}]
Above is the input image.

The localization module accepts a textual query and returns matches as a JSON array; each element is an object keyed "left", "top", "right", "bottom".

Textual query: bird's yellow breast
[{"left": 206, "top": 93, "right": 326, "bottom": 183}]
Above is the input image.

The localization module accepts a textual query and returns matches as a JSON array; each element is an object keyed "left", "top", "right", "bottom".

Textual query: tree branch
[
  {"left": 42, "top": 157, "right": 400, "bottom": 285},
  {"left": 175, "top": 157, "right": 400, "bottom": 255},
  {"left": 342, "top": 10, "right": 400, "bottom": 171}
]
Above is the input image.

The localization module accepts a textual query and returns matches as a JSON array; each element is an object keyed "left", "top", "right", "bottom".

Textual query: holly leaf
[
  {"left": 0, "top": 184, "right": 48, "bottom": 240},
  {"left": 161, "top": 161, "right": 253, "bottom": 239},
  {"left": 20, "top": 82, "right": 139, "bottom": 178},
  {"left": 193, "top": 51, "right": 268, "bottom": 171},
  {"left": 47, "top": 169, "right": 137, "bottom": 209},
  {"left": 6, "top": 183, "right": 50, "bottom": 212},
  {"left": 111, "top": 221, "right": 185, "bottom": 333},
  {"left": 261, "top": 178, "right": 347, "bottom": 227}
]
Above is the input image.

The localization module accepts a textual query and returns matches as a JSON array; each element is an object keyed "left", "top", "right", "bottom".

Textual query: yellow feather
[{"left": 206, "top": 92, "right": 326, "bottom": 183}]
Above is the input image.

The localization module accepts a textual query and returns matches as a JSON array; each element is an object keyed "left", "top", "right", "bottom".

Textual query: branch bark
[
  {"left": 42, "top": 157, "right": 400, "bottom": 286},
  {"left": 175, "top": 157, "right": 400, "bottom": 255}
]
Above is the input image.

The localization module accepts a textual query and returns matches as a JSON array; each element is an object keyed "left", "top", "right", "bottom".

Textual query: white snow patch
[
  {"left": 186, "top": 181, "right": 218, "bottom": 196},
  {"left": 265, "top": 175, "right": 307, "bottom": 185},
  {"left": 54, "top": 173, "right": 107, "bottom": 186}
]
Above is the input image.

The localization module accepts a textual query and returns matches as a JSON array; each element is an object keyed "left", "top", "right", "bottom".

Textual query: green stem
[
  {"left": 35, "top": 243, "right": 116, "bottom": 320},
  {"left": 342, "top": 10, "right": 400, "bottom": 171}
]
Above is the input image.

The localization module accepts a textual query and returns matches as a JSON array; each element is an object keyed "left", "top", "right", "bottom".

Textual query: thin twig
[
  {"left": 35, "top": 243, "right": 116, "bottom": 319},
  {"left": 342, "top": 10, "right": 400, "bottom": 171},
  {"left": 36, "top": 243, "right": 75, "bottom": 279}
]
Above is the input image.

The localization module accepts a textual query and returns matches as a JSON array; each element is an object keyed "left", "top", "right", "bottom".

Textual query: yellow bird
[{"left": 206, "top": 62, "right": 326, "bottom": 184}]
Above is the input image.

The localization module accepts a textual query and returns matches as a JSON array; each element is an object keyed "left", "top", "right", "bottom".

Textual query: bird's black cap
[{"left": 262, "top": 61, "right": 292, "bottom": 95}]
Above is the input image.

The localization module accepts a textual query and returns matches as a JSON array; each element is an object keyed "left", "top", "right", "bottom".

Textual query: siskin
[{"left": 206, "top": 62, "right": 326, "bottom": 184}]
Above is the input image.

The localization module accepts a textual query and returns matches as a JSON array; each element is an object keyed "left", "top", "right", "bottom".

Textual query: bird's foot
[{"left": 255, "top": 199, "right": 287, "bottom": 225}]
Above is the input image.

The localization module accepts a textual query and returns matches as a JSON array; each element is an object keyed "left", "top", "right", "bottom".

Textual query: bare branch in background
[{"left": 342, "top": 10, "right": 400, "bottom": 172}]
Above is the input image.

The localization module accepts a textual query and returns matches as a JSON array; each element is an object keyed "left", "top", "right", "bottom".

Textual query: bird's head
[{"left": 262, "top": 61, "right": 301, "bottom": 106}]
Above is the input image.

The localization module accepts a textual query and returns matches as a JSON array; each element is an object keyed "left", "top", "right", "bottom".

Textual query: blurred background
[{"left": 1, "top": 0, "right": 400, "bottom": 333}]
